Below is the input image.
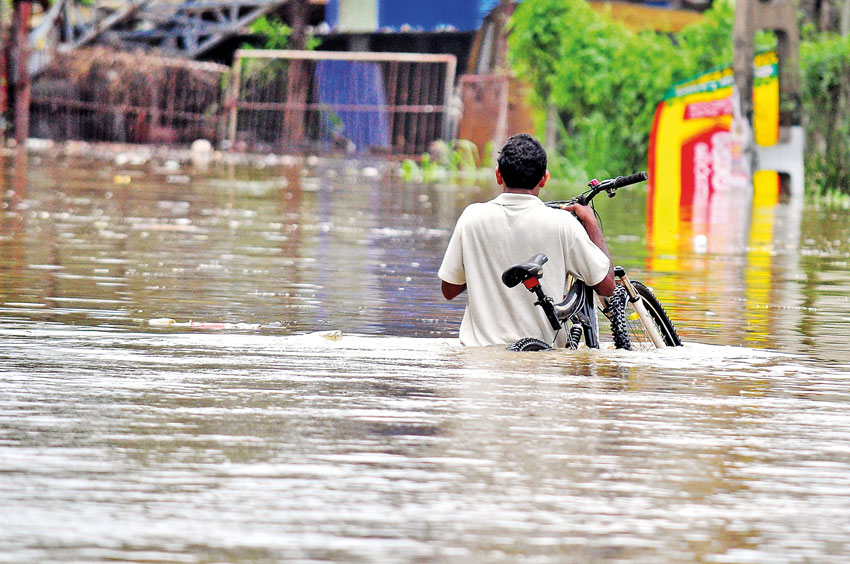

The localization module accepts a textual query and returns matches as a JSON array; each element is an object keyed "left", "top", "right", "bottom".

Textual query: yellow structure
[
  {"left": 589, "top": 1, "right": 703, "bottom": 32},
  {"left": 648, "top": 50, "right": 780, "bottom": 252}
]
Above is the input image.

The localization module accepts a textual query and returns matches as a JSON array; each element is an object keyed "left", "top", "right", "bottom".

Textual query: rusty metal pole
[
  {"left": 288, "top": 0, "right": 308, "bottom": 51},
  {"left": 12, "top": 0, "right": 32, "bottom": 146},
  {"left": 1, "top": 8, "right": 7, "bottom": 142},
  {"left": 282, "top": 0, "right": 310, "bottom": 151}
]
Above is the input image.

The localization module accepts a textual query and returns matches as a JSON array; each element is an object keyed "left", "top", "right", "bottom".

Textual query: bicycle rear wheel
[{"left": 608, "top": 281, "right": 681, "bottom": 350}]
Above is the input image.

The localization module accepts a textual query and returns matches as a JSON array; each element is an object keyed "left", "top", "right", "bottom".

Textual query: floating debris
[
  {"left": 147, "top": 318, "right": 263, "bottom": 330},
  {"left": 307, "top": 330, "right": 343, "bottom": 341}
]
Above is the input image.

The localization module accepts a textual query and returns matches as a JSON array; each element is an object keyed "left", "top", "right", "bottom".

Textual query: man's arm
[
  {"left": 441, "top": 280, "right": 467, "bottom": 300},
  {"left": 563, "top": 203, "right": 616, "bottom": 296}
]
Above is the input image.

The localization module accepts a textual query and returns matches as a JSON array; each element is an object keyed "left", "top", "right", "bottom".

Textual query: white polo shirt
[{"left": 438, "top": 192, "right": 611, "bottom": 347}]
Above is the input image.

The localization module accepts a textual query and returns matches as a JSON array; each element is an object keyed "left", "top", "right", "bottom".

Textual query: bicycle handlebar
[
  {"left": 545, "top": 171, "right": 648, "bottom": 208},
  {"left": 579, "top": 171, "right": 648, "bottom": 205},
  {"left": 608, "top": 171, "right": 648, "bottom": 190}
]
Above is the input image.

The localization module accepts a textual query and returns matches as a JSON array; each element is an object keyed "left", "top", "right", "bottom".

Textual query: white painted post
[{"left": 228, "top": 55, "right": 242, "bottom": 149}]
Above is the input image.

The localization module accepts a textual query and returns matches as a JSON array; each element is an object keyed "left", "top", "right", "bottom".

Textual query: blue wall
[
  {"left": 326, "top": 0, "right": 338, "bottom": 26},
  {"left": 379, "top": 0, "right": 480, "bottom": 31},
  {"left": 326, "top": 0, "right": 502, "bottom": 32}
]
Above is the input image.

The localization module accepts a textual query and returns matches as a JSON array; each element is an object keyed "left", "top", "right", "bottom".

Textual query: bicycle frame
[
  {"left": 502, "top": 257, "right": 596, "bottom": 349},
  {"left": 501, "top": 171, "right": 678, "bottom": 350},
  {"left": 507, "top": 267, "right": 666, "bottom": 350},
  {"left": 556, "top": 275, "right": 600, "bottom": 349}
]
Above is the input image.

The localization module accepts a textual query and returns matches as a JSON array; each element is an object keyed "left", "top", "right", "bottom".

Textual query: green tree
[
  {"left": 506, "top": 0, "right": 774, "bottom": 182},
  {"left": 800, "top": 32, "right": 850, "bottom": 195},
  {"left": 247, "top": 15, "right": 292, "bottom": 50},
  {"left": 242, "top": 15, "right": 321, "bottom": 51}
]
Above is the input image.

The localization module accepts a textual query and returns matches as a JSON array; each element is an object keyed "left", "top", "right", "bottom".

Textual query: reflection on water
[
  {"left": 3, "top": 153, "right": 849, "bottom": 361},
  {"left": 0, "top": 153, "right": 484, "bottom": 337},
  {"left": 2, "top": 154, "right": 850, "bottom": 563},
  {"left": 641, "top": 172, "right": 849, "bottom": 363}
]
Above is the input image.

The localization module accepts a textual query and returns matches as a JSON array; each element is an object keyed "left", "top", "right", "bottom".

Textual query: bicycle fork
[{"left": 612, "top": 267, "right": 667, "bottom": 349}]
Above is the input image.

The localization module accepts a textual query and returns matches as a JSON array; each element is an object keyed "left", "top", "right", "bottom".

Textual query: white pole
[{"left": 841, "top": 0, "right": 850, "bottom": 37}]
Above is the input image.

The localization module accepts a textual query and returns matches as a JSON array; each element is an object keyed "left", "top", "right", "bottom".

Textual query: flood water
[{"left": 2, "top": 151, "right": 850, "bottom": 563}]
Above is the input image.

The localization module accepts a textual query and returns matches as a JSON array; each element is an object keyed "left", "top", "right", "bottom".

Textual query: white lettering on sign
[
  {"left": 685, "top": 97, "right": 733, "bottom": 120},
  {"left": 694, "top": 141, "right": 712, "bottom": 204},
  {"left": 710, "top": 131, "right": 732, "bottom": 193}
]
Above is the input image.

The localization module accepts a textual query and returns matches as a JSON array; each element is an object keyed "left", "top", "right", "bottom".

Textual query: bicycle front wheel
[
  {"left": 608, "top": 281, "right": 681, "bottom": 350},
  {"left": 507, "top": 337, "right": 553, "bottom": 351}
]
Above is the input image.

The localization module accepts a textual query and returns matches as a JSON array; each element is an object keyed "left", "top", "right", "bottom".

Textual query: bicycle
[{"left": 500, "top": 171, "right": 682, "bottom": 352}]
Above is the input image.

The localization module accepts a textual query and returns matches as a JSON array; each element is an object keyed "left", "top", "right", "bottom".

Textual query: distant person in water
[{"left": 438, "top": 133, "right": 615, "bottom": 347}]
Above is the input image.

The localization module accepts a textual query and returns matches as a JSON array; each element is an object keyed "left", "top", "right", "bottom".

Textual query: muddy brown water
[{"left": 2, "top": 153, "right": 850, "bottom": 563}]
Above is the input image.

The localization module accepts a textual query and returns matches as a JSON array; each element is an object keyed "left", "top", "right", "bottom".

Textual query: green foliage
[
  {"left": 808, "top": 188, "right": 850, "bottom": 209},
  {"left": 506, "top": 0, "right": 774, "bottom": 182},
  {"left": 0, "top": 0, "right": 12, "bottom": 26},
  {"left": 480, "top": 140, "right": 496, "bottom": 169},
  {"left": 672, "top": 1, "right": 775, "bottom": 69},
  {"left": 241, "top": 15, "right": 321, "bottom": 51},
  {"left": 800, "top": 33, "right": 850, "bottom": 195},
  {"left": 237, "top": 16, "right": 320, "bottom": 98},
  {"left": 673, "top": 0, "right": 735, "bottom": 70},
  {"left": 401, "top": 154, "right": 438, "bottom": 184},
  {"left": 245, "top": 16, "right": 292, "bottom": 50},
  {"left": 400, "top": 140, "right": 491, "bottom": 184},
  {"left": 509, "top": 0, "right": 850, "bottom": 196},
  {"left": 510, "top": 0, "right": 659, "bottom": 179}
]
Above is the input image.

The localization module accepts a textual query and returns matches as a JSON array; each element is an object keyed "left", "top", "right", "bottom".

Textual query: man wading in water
[{"left": 438, "top": 133, "right": 616, "bottom": 347}]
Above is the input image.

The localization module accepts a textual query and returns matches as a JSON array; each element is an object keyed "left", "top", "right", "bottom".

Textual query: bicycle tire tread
[{"left": 507, "top": 337, "right": 554, "bottom": 352}]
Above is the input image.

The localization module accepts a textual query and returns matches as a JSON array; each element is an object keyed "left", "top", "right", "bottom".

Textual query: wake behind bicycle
[{"left": 501, "top": 172, "right": 682, "bottom": 352}]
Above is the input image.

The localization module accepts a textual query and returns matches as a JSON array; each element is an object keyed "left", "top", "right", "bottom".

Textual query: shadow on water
[{"left": 2, "top": 153, "right": 850, "bottom": 563}]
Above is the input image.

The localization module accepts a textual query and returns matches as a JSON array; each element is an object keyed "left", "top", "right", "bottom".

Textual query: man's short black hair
[{"left": 497, "top": 133, "right": 547, "bottom": 190}]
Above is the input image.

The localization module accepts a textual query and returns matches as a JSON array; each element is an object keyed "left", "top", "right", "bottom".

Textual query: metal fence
[
  {"left": 229, "top": 49, "right": 458, "bottom": 155},
  {"left": 30, "top": 48, "right": 229, "bottom": 145}
]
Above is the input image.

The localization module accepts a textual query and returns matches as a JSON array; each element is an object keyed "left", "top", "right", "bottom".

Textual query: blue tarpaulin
[{"left": 314, "top": 60, "right": 390, "bottom": 150}]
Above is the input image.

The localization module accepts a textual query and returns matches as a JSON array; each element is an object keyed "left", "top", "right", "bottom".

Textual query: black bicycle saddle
[{"left": 501, "top": 254, "right": 549, "bottom": 288}]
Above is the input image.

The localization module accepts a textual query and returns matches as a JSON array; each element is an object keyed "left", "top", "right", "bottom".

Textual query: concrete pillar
[
  {"left": 733, "top": 0, "right": 804, "bottom": 197},
  {"left": 734, "top": 0, "right": 801, "bottom": 129},
  {"left": 733, "top": 0, "right": 756, "bottom": 127}
]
